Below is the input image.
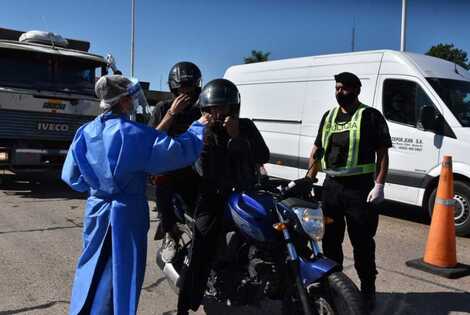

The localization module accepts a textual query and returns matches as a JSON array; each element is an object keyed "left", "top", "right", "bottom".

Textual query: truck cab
[{"left": 0, "top": 28, "right": 107, "bottom": 178}]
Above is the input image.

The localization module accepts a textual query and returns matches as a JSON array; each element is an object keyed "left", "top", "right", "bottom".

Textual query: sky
[{"left": 1, "top": 0, "right": 469, "bottom": 91}]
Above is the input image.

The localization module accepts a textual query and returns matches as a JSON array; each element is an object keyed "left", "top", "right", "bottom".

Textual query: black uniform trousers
[
  {"left": 321, "top": 175, "right": 379, "bottom": 288},
  {"left": 177, "top": 191, "right": 226, "bottom": 313}
]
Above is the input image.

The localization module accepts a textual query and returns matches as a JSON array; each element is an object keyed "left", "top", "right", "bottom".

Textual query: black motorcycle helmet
[
  {"left": 168, "top": 61, "right": 202, "bottom": 94},
  {"left": 198, "top": 78, "right": 241, "bottom": 116}
]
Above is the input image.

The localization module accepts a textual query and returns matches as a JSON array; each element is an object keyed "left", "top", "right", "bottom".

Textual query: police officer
[
  {"left": 149, "top": 62, "right": 202, "bottom": 263},
  {"left": 307, "top": 72, "right": 392, "bottom": 311},
  {"left": 177, "top": 79, "right": 270, "bottom": 315}
]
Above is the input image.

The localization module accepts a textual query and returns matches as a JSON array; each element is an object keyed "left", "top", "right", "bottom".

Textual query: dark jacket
[
  {"left": 148, "top": 99, "right": 201, "bottom": 177},
  {"left": 195, "top": 118, "right": 270, "bottom": 192}
]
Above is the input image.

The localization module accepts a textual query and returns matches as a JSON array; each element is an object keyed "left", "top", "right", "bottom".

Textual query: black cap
[{"left": 334, "top": 72, "right": 362, "bottom": 88}]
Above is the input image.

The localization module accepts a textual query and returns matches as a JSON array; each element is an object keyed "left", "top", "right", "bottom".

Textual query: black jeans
[
  {"left": 321, "top": 176, "right": 379, "bottom": 288},
  {"left": 177, "top": 191, "right": 226, "bottom": 313},
  {"left": 154, "top": 168, "right": 200, "bottom": 235}
]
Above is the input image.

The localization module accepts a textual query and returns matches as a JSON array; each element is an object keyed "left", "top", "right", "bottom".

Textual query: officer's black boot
[{"left": 360, "top": 281, "right": 376, "bottom": 313}]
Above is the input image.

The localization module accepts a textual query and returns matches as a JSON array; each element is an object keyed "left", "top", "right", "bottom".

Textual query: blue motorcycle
[{"left": 156, "top": 177, "right": 364, "bottom": 315}]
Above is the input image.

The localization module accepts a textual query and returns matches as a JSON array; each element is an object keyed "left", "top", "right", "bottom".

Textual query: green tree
[
  {"left": 244, "top": 50, "right": 270, "bottom": 64},
  {"left": 426, "top": 43, "right": 470, "bottom": 70}
]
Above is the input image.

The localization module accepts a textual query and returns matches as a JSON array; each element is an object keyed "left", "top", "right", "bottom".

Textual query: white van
[{"left": 224, "top": 49, "right": 470, "bottom": 236}]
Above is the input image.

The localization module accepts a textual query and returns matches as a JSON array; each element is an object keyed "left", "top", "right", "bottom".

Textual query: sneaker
[{"left": 161, "top": 232, "right": 178, "bottom": 263}]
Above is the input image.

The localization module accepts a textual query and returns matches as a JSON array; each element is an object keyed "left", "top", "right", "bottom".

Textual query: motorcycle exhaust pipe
[
  {"left": 156, "top": 249, "right": 181, "bottom": 288},
  {"left": 163, "top": 262, "right": 180, "bottom": 288}
]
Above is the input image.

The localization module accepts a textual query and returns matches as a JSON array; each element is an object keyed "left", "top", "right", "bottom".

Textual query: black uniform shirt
[{"left": 314, "top": 105, "right": 392, "bottom": 182}]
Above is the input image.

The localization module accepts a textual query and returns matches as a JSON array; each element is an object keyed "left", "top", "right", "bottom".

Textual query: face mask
[
  {"left": 211, "top": 120, "right": 226, "bottom": 134},
  {"left": 336, "top": 92, "right": 356, "bottom": 107}
]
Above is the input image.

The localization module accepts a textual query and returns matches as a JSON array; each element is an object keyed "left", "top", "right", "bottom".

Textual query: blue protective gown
[{"left": 61, "top": 113, "right": 204, "bottom": 315}]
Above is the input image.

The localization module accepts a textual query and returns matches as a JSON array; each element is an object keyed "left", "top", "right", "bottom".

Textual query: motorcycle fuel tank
[{"left": 228, "top": 192, "right": 277, "bottom": 242}]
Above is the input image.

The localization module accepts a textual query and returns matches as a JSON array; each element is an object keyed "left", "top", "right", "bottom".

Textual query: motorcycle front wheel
[{"left": 282, "top": 272, "right": 365, "bottom": 315}]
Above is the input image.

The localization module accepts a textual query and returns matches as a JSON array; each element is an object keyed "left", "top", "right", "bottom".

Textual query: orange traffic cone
[
  {"left": 406, "top": 156, "right": 470, "bottom": 279},
  {"left": 423, "top": 156, "right": 457, "bottom": 268}
]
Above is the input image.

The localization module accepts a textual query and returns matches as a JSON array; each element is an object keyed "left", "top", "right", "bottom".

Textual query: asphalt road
[{"left": 0, "top": 177, "right": 469, "bottom": 315}]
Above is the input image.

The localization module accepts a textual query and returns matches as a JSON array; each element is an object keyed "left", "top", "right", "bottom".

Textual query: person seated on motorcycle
[
  {"left": 177, "top": 78, "right": 270, "bottom": 315},
  {"left": 148, "top": 62, "right": 202, "bottom": 263}
]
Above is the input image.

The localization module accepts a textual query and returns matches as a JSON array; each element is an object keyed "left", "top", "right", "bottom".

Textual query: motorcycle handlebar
[
  {"left": 258, "top": 177, "right": 315, "bottom": 199},
  {"left": 283, "top": 177, "right": 314, "bottom": 197}
]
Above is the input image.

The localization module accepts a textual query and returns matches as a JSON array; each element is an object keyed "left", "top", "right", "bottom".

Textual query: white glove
[{"left": 367, "top": 182, "right": 384, "bottom": 204}]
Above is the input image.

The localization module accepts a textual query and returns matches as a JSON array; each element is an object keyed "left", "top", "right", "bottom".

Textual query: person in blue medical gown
[{"left": 62, "top": 74, "right": 207, "bottom": 315}]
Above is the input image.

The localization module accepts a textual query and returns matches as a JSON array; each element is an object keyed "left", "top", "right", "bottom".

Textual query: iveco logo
[
  {"left": 43, "top": 102, "right": 66, "bottom": 110},
  {"left": 37, "top": 123, "right": 70, "bottom": 132}
]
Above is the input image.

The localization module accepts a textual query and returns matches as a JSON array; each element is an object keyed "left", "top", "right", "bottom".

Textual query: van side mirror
[{"left": 418, "top": 105, "right": 442, "bottom": 132}]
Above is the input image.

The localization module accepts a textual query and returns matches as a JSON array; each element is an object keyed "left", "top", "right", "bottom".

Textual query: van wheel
[{"left": 427, "top": 180, "right": 470, "bottom": 236}]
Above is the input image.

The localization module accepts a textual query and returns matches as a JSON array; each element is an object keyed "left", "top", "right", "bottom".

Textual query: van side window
[{"left": 383, "top": 79, "right": 435, "bottom": 127}]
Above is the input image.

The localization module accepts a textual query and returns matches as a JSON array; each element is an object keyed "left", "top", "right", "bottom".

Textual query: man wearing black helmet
[
  {"left": 177, "top": 79, "right": 270, "bottom": 315},
  {"left": 306, "top": 72, "right": 392, "bottom": 312},
  {"left": 149, "top": 62, "right": 202, "bottom": 263}
]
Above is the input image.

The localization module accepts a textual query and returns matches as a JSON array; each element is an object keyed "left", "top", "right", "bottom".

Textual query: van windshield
[
  {"left": 427, "top": 78, "right": 470, "bottom": 127},
  {"left": 0, "top": 48, "right": 101, "bottom": 96}
]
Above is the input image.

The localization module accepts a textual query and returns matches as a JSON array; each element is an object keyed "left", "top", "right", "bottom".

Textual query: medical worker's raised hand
[
  {"left": 169, "top": 94, "right": 191, "bottom": 115},
  {"left": 198, "top": 113, "right": 214, "bottom": 126},
  {"left": 156, "top": 94, "right": 192, "bottom": 132}
]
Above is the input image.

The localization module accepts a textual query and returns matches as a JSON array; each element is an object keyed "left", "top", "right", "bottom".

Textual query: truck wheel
[{"left": 427, "top": 180, "right": 470, "bottom": 236}]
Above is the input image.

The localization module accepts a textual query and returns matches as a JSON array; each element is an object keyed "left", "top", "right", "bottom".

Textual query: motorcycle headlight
[{"left": 292, "top": 207, "right": 324, "bottom": 241}]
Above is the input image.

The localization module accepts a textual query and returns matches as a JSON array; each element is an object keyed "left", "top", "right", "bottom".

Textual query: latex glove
[{"left": 367, "top": 182, "right": 384, "bottom": 204}]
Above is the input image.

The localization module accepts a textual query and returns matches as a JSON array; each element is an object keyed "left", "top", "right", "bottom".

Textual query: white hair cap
[{"left": 95, "top": 75, "right": 132, "bottom": 110}]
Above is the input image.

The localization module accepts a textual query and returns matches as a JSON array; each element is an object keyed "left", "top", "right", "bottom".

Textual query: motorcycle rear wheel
[{"left": 282, "top": 272, "right": 365, "bottom": 315}]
